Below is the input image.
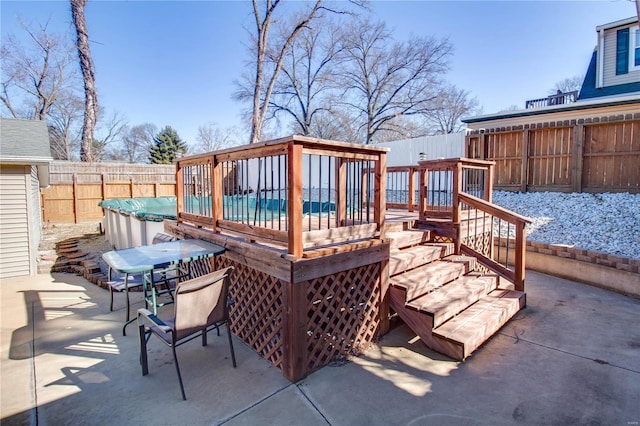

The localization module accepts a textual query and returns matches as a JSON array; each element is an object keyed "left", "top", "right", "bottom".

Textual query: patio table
[{"left": 102, "top": 239, "right": 226, "bottom": 335}]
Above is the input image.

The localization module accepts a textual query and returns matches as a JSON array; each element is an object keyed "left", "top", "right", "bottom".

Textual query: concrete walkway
[{"left": 1, "top": 270, "right": 639, "bottom": 425}]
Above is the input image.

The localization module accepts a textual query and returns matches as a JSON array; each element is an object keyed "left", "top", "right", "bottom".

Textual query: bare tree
[
  {"left": 240, "top": 0, "right": 326, "bottom": 144},
  {"left": 268, "top": 20, "right": 345, "bottom": 136},
  {"left": 112, "top": 123, "right": 157, "bottom": 163},
  {"left": 338, "top": 19, "right": 452, "bottom": 144},
  {"left": 193, "top": 122, "right": 241, "bottom": 154},
  {"left": 549, "top": 75, "right": 584, "bottom": 95},
  {"left": 424, "top": 84, "right": 479, "bottom": 135},
  {"left": 93, "top": 110, "right": 127, "bottom": 161},
  {"left": 0, "top": 21, "right": 77, "bottom": 120},
  {"left": 70, "top": 0, "right": 99, "bottom": 162},
  {"left": 47, "top": 88, "right": 84, "bottom": 160}
]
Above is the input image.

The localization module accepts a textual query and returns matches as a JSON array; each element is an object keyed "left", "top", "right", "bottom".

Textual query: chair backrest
[
  {"left": 152, "top": 232, "right": 175, "bottom": 244},
  {"left": 173, "top": 266, "right": 233, "bottom": 341}
]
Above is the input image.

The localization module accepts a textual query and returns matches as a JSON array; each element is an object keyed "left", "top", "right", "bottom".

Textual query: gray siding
[
  {"left": 0, "top": 165, "right": 31, "bottom": 278},
  {"left": 29, "top": 165, "right": 41, "bottom": 274},
  {"left": 603, "top": 25, "right": 640, "bottom": 86}
]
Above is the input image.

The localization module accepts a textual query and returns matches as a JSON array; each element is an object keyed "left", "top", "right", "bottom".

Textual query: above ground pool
[{"left": 99, "top": 195, "right": 339, "bottom": 249}]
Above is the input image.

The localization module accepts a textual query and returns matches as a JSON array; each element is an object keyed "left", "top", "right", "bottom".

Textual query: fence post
[
  {"left": 521, "top": 130, "right": 529, "bottom": 192},
  {"left": 572, "top": 123, "right": 584, "bottom": 192},
  {"left": 101, "top": 173, "right": 107, "bottom": 201},
  {"left": 129, "top": 178, "right": 134, "bottom": 198},
  {"left": 72, "top": 174, "right": 79, "bottom": 224}
]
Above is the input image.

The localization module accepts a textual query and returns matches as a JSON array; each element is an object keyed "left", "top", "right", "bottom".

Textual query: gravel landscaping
[{"left": 492, "top": 191, "right": 640, "bottom": 260}]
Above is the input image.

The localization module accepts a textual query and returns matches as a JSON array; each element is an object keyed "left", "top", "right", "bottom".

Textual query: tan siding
[
  {"left": 603, "top": 25, "right": 640, "bottom": 86},
  {"left": 0, "top": 165, "right": 31, "bottom": 279}
]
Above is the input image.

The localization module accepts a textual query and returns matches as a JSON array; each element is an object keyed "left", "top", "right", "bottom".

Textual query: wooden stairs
[{"left": 386, "top": 222, "right": 526, "bottom": 361}]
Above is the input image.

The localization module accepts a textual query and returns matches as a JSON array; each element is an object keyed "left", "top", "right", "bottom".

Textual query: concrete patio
[{"left": 1, "top": 269, "right": 639, "bottom": 425}]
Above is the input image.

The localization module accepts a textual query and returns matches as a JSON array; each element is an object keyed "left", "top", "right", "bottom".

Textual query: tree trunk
[{"left": 71, "top": 0, "right": 98, "bottom": 162}]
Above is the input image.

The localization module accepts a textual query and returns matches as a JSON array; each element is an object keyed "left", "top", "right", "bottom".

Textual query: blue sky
[{"left": 1, "top": 0, "right": 636, "bottom": 147}]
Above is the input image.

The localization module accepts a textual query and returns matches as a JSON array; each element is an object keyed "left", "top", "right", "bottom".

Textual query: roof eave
[{"left": 461, "top": 94, "right": 640, "bottom": 124}]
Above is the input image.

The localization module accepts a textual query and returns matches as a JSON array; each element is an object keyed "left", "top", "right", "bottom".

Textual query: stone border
[
  {"left": 496, "top": 239, "right": 640, "bottom": 299},
  {"left": 525, "top": 241, "right": 640, "bottom": 274}
]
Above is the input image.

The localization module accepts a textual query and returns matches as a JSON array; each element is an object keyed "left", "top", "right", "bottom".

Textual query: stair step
[
  {"left": 442, "top": 255, "right": 477, "bottom": 271},
  {"left": 387, "top": 229, "right": 433, "bottom": 250},
  {"left": 433, "top": 289, "right": 526, "bottom": 360},
  {"left": 407, "top": 274, "right": 498, "bottom": 327},
  {"left": 389, "top": 243, "right": 454, "bottom": 276},
  {"left": 385, "top": 221, "right": 410, "bottom": 233},
  {"left": 390, "top": 256, "right": 474, "bottom": 301}
]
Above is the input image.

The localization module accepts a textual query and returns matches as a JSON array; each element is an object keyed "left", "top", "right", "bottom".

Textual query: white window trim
[{"left": 630, "top": 25, "right": 640, "bottom": 72}]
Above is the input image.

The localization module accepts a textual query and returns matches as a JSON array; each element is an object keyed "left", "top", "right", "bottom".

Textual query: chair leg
[
  {"left": 139, "top": 324, "right": 149, "bottom": 376},
  {"left": 226, "top": 323, "right": 237, "bottom": 368},
  {"left": 108, "top": 268, "right": 114, "bottom": 312},
  {"left": 202, "top": 329, "right": 207, "bottom": 347},
  {"left": 172, "top": 346, "right": 186, "bottom": 400}
]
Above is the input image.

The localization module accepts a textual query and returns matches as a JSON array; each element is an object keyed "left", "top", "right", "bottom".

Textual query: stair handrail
[{"left": 456, "top": 192, "right": 532, "bottom": 292}]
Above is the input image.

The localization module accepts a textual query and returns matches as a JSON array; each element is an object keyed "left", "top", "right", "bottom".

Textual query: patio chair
[
  {"left": 137, "top": 266, "right": 236, "bottom": 400},
  {"left": 142, "top": 233, "right": 189, "bottom": 312}
]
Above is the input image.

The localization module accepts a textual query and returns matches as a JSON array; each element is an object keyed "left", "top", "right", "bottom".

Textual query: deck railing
[
  {"left": 176, "top": 135, "right": 388, "bottom": 259},
  {"left": 417, "top": 158, "right": 494, "bottom": 220},
  {"left": 525, "top": 90, "right": 578, "bottom": 109},
  {"left": 387, "top": 166, "right": 419, "bottom": 212},
  {"left": 414, "top": 158, "right": 530, "bottom": 291}
]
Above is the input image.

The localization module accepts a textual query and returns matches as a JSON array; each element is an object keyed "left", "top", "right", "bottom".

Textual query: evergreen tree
[{"left": 148, "top": 126, "right": 187, "bottom": 164}]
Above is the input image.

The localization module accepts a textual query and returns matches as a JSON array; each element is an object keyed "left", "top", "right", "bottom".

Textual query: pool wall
[{"left": 99, "top": 197, "right": 176, "bottom": 249}]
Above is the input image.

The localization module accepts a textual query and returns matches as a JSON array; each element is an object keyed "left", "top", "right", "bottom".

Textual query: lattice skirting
[
  {"left": 215, "top": 257, "right": 285, "bottom": 371},
  {"left": 187, "top": 254, "right": 382, "bottom": 380},
  {"left": 304, "top": 262, "right": 381, "bottom": 374}
]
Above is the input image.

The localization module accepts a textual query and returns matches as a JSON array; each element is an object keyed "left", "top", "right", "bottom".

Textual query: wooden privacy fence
[
  {"left": 41, "top": 162, "right": 176, "bottom": 223},
  {"left": 466, "top": 113, "right": 640, "bottom": 193}
]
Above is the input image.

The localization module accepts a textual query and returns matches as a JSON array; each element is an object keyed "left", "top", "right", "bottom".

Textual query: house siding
[
  {"left": 603, "top": 24, "right": 640, "bottom": 86},
  {"left": 0, "top": 165, "right": 31, "bottom": 279},
  {"left": 29, "top": 165, "right": 41, "bottom": 275}
]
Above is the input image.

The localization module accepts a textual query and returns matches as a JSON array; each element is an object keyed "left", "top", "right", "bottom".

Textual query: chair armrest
[{"left": 137, "top": 308, "right": 172, "bottom": 333}]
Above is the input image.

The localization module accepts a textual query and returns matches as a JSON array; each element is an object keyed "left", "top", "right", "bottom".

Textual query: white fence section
[{"left": 376, "top": 133, "right": 466, "bottom": 167}]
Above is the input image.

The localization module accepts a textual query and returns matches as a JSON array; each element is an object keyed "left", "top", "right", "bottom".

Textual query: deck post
[
  {"left": 176, "top": 160, "right": 184, "bottom": 224},
  {"left": 418, "top": 167, "right": 427, "bottom": 221},
  {"left": 514, "top": 221, "right": 526, "bottom": 292},
  {"left": 283, "top": 279, "right": 307, "bottom": 381},
  {"left": 288, "top": 142, "right": 303, "bottom": 258},
  {"left": 452, "top": 161, "right": 462, "bottom": 254},
  {"left": 407, "top": 167, "right": 415, "bottom": 212},
  {"left": 336, "top": 157, "right": 347, "bottom": 227},
  {"left": 485, "top": 162, "right": 494, "bottom": 203},
  {"left": 212, "top": 154, "right": 222, "bottom": 232},
  {"left": 374, "top": 152, "right": 386, "bottom": 234}
]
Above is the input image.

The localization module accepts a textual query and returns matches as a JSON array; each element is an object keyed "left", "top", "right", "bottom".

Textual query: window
[
  {"left": 633, "top": 26, "right": 640, "bottom": 69},
  {"left": 617, "top": 25, "right": 640, "bottom": 74}
]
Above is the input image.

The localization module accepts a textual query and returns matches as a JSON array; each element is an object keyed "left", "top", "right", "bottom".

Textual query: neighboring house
[
  {"left": 579, "top": 16, "right": 640, "bottom": 100},
  {"left": 461, "top": 17, "right": 639, "bottom": 193},
  {"left": 0, "top": 118, "right": 53, "bottom": 278}
]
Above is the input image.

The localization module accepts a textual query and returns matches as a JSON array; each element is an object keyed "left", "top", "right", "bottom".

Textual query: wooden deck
[{"left": 173, "top": 142, "right": 530, "bottom": 381}]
